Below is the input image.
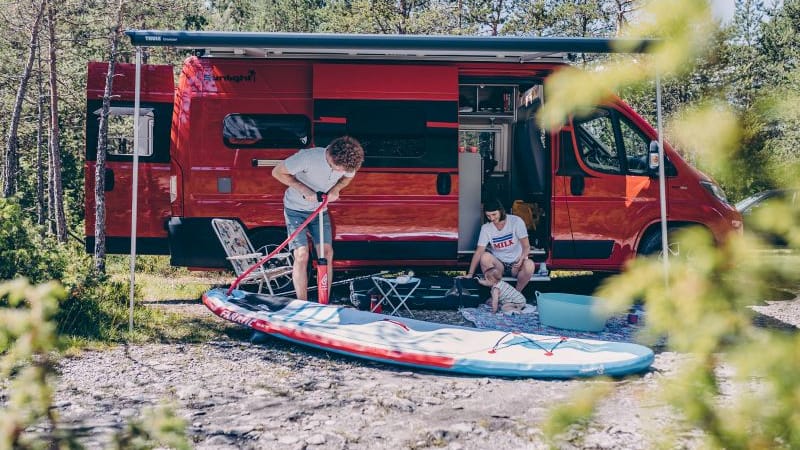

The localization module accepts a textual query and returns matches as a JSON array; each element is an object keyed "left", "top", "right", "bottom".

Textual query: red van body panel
[
  {"left": 85, "top": 56, "right": 742, "bottom": 271},
  {"left": 552, "top": 97, "right": 741, "bottom": 270},
  {"left": 85, "top": 62, "right": 174, "bottom": 254}
]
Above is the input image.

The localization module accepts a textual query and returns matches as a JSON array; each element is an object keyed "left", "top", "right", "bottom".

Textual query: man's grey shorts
[{"left": 284, "top": 208, "right": 332, "bottom": 251}]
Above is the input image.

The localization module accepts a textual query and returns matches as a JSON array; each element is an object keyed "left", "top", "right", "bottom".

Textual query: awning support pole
[
  {"left": 129, "top": 47, "right": 142, "bottom": 333},
  {"left": 656, "top": 71, "right": 669, "bottom": 286}
]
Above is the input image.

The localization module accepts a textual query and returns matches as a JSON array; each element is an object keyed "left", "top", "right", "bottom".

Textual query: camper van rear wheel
[{"left": 250, "top": 229, "right": 296, "bottom": 294}]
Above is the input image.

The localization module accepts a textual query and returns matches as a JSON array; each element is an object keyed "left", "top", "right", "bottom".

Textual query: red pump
[{"left": 315, "top": 192, "right": 330, "bottom": 304}]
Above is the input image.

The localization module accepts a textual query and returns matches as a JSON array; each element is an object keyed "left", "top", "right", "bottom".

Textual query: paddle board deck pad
[
  {"left": 203, "top": 288, "right": 654, "bottom": 378},
  {"left": 349, "top": 276, "right": 482, "bottom": 310}
]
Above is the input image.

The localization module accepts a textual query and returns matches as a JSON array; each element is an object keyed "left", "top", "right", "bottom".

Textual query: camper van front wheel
[{"left": 637, "top": 226, "right": 682, "bottom": 260}]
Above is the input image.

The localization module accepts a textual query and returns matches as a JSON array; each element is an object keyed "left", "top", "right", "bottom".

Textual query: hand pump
[{"left": 316, "top": 192, "right": 330, "bottom": 304}]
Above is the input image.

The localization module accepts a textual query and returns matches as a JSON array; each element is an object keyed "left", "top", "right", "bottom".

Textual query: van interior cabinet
[{"left": 458, "top": 85, "right": 516, "bottom": 117}]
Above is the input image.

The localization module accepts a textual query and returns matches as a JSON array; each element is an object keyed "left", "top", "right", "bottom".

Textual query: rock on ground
[{"left": 16, "top": 288, "right": 800, "bottom": 449}]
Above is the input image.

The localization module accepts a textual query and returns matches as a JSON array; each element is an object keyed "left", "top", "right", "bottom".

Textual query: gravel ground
[{"left": 15, "top": 278, "right": 800, "bottom": 449}]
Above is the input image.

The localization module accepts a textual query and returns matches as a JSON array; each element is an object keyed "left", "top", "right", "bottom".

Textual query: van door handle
[
  {"left": 436, "top": 173, "right": 452, "bottom": 195},
  {"left": 251, "top": 159, "right": 282, "bottom": 167},
  {"left": 104, "top": 168, "right": 115, "bottom": 191},
  {"left": 570, "top": 175, "right": 584, "bottom": 196}
]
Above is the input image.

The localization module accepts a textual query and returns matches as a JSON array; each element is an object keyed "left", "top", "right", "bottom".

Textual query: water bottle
[
  {"left": 370, "top": 293, "right": 382, "bottom": 313},
  {"left": 627, "top": 308, "right": 639, "bottom": 324}
]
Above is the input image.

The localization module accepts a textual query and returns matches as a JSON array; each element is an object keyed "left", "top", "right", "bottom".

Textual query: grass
[
  {"left": 71, "top": 255, "right": 796, "bottom": 350},
  {"left": 56, "top": 255, "right": 237, "bottom": 349}
]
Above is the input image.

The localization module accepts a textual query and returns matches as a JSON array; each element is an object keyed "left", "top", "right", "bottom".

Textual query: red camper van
[{"left": 85, "top": 32, "right": 742, "bottom": 273}]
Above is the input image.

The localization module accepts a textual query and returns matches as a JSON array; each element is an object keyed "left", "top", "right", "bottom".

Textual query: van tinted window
[
  {"left": 573, "top": 108, "right": 668, "bottom": 176},
  {"left": 314, "top": 99, "right": 458, "bottom": 169},
  {"left": 223, "top": 114, "right": 310, "bottom": 149},
  {"left": 618, "top": 115, "right": 649, "bottom": 175},
  {"left": 94, "top": 107, "right": 154, "bottom": 157},
  {"left": 575, "top": 110, "right": 622, "bottom": 174},
  {"left": 85, "top": 100, "right": 172, "bottom": 163}
]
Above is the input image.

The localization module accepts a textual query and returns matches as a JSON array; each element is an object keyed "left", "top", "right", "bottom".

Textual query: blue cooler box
[{"left": 535, "top": 292, "right": 611, "bottom": 332}]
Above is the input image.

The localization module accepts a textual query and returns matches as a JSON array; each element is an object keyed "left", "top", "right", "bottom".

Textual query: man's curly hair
[{"left": 327, "top": 136, "right": 364, "bottom": 172}]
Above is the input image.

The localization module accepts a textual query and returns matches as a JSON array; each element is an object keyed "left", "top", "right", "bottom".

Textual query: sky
[{"left": 711, "top": 0, "right": 736, "bottom": 23}]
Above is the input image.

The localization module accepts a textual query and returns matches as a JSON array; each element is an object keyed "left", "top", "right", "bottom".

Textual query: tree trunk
[
  {"left": 36, "top": 32, "right": 46, "bottom": 226},
  {"left": 94, "top": 0, "right": 125, "bottom": 274},
  {"left": 46, "top": 0, "right": 66, "bottom": 242},
  {"left": 2, "top": 0, "right": 45, "bottom": 198}
]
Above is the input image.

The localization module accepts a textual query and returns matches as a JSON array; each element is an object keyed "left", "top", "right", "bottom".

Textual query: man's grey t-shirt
[{"left": 282, "top": 147, "right": 355, "bottom": 211}]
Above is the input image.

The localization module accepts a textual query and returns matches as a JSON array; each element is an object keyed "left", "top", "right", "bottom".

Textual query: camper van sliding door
[{"left": 312, "top": 64, "right": 459, "bottom": 263}]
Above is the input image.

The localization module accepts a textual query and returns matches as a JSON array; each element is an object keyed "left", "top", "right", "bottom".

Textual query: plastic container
[{"left": 535, "top": 291, "right": 611, "bottom": 332}]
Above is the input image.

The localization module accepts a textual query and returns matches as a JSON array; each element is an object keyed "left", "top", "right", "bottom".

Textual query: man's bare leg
[{"left": 292, "top": 246, "right": 310, "bottom": 300}]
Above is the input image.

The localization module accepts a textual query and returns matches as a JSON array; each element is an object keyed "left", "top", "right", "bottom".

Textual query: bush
[
  {"left": 0, "top": 278, "right": 188, "bottom": 448},
  {"left": 0, "top": 198, "right": 69, "bottom": 283},
  {"left": 0, "top": 197, "right": 161, "bottom": 344}
]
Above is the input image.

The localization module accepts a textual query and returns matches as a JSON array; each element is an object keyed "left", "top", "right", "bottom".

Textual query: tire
[
  {"left": 637, "top": 226, "right": 682, "bottom": 259},
  {"left": 248, "top": 228, "right": 297, "bottom": 294}
]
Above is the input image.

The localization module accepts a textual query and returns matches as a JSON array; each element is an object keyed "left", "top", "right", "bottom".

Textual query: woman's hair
[
  {"left": 327, "top": 136, "right": 365, "bottom": 172},
  {"left": 483, "top": 198, "right": 506, "bottom": 221}
]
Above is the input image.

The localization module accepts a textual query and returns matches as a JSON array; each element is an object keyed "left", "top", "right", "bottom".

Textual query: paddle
[{"left": 227, "top": 195, "right": 329, "bottom": 296}]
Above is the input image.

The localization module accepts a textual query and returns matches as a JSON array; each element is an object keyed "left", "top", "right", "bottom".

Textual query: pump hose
[{"left": 227, "top": 196, "right": 329, "bottom": 296}]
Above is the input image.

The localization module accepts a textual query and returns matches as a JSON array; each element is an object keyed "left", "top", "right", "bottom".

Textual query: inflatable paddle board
[{"left": 203, "top": 288, "right": 654, "bottom": 378}]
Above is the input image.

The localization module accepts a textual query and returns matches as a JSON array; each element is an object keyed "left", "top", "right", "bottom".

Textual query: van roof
[{"left": 125, "top": 30, "right": 655, "bottom": 63}]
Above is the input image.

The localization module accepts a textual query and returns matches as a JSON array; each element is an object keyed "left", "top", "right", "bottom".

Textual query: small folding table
[{"left": 370, "top": 275, "right": 421, "bottom": 317}]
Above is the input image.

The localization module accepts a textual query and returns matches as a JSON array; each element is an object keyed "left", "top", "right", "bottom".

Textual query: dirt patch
[{"left": 45, "top": 275, "right": 800, "bottom": 449}]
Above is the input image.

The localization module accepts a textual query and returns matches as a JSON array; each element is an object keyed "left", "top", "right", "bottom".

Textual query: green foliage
[
  {"left": 0, "top": 278, "right": 189, "bottom": 449},
  {"left": 112, "top": 404, "right": 190, "bottom": 450},
  {"left": 0, "top": 198, "right": 69, "bottom": 283},
  {"left": 542, "top": 1, "right": 800, "bottom": 447},
  {"left": 0, "top": 197, "right": 207, "bottom": 345},
  {"left": 0, "top": 278, "right": 69, "bottom": 450}
]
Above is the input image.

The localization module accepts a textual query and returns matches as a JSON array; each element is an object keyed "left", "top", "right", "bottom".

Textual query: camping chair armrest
[
  {"left": 226, "top": 253, "right": 264, "bottom": 260},
  {"left": 254, "top": 246, "right": 292, "bottom": 260}
]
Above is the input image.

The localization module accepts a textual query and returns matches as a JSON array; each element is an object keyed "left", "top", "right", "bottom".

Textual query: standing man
[
  {"left": 272, "top": 136, "right": 364, "bottom": 300},
  {"left": 465, "top": 199, "right": 536, "bottom": 293}
]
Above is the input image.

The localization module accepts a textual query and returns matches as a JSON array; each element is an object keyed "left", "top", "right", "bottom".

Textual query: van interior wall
[{"left": 457, "top": 81, "right": 550, "bottom": 252}]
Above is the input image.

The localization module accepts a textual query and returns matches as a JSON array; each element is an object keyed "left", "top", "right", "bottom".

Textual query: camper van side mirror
[{"left": 648, "top": 140, "right": 661, "bottom": 175}]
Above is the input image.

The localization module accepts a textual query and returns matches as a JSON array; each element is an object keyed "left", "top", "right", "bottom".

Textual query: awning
[{"left": 125, "top": 30, "right": 655, "bottom": 62}]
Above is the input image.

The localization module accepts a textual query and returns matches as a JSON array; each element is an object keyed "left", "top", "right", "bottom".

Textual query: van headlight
[{"left": 700, "top": 181, "right": 728, "bottom": 204}]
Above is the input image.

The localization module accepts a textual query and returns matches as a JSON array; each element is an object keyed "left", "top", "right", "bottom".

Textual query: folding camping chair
[{"left": 211, "top": 218, "right": 294, "bottom": 295}]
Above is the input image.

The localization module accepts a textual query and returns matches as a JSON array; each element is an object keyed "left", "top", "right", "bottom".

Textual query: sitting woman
[
  {"left": 476, "top": 268, "right": 527, "bottom": 314},
  {"left": 465, "top": 198, "right": 537, "bottom": 292}
]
